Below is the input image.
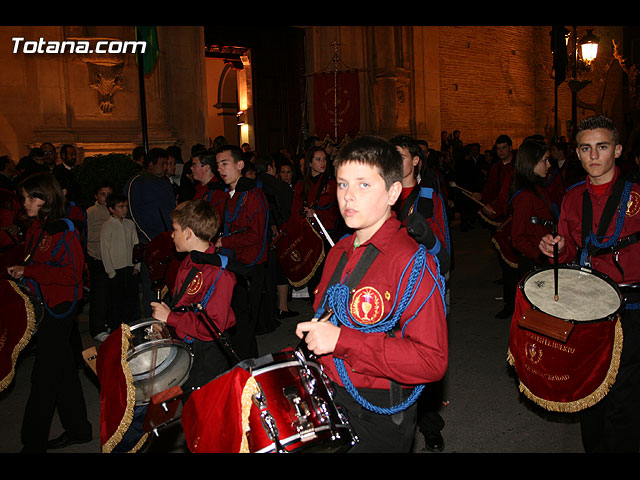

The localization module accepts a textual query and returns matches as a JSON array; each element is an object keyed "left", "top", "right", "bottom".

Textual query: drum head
[{"left": 522, "top": 265, "right": 621, "bottom": 322}]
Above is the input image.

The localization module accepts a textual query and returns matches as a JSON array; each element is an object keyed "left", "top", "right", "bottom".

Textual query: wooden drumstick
[
  {"left": 449, "top": 182, "right": 487, "bottom": 208},
  {"left": 553, "top": 227, "right": 559, "bottom": 302}
]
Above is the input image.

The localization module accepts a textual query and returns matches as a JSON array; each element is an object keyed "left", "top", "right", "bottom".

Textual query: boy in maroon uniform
[
  {"left": 215, "top": 144, "right": 269, "bottom": 359},
  {"left": 540, "top": 115, "right": 640, "bottom": 452},
  {"left": 191, "top": 149, "right": 226, "bottom": 219},
  {"left": 296, "top": 136, "right": 448, "bottom": 453},
  {"left": 151, "top": 199, "right": 236, "bottom": 396}
]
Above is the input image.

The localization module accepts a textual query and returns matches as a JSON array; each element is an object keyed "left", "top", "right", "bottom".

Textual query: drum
[
  {"left": 127, "top": 318, "right": 193, "bottom": 405},
  {"left": 508, "top": 264, "right": 624, "bottom": 412},
  {"left": 273, "top": 215, "right": 325, "bottom": 287},
  {"left": 0, "top": 280, "right": 44, "bottom": 392},
  {"left": 181, "top": 349, "right": 358, "bottom": 453}
]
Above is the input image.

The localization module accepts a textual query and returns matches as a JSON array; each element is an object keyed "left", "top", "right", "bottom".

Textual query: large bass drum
[
  {"left": 508, "top": 264, "right": 624, "bottom": 412},
  {"left": 127, "top": 318, "right": 193, "bottom": 405},
  {"left": 181, "top": 349, "right": 358, "bottom": 453}
]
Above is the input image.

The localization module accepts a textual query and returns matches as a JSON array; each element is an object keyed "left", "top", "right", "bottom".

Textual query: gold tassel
[{"left": 239, "top": 376, "right": 261, "bottom": 453}]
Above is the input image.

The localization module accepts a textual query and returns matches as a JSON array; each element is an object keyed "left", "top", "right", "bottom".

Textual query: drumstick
[
  {"left": 295, "top": 308, "right": 334, "bottom": 357},
  {"left": 313, "top": 213, "right": 335, "bottom": 247},
  {"left": 553, "top": 226, "right": 559, "bottom": 302},
  {"left": 449, "top": 182, "right": 487, "bottom": 208}
]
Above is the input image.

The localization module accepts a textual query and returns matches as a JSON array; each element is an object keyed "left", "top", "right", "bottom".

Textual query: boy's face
[
  {"left": 216, "top": 150, "right": 244, "bottom": 189},
  {"left": 396, "top": 146, "right": 419, "bottom": 181},
  {"left": 171, "top": 221, "right": 189, "bottom": 252},
  {"left": 336, "top": 161, "right": 401, "bottom": 242},
  {"left": 279, "top": 165, "right": 293, "bottom": 184},
  {"left": 95, "top": 187, "right": 112, "bottom": 206},
  {"left": 110, "top": 201, "right": 128, "bottom": 220},
  {"left": 576, "top": 127, "right": 622, "bottom": 185}
]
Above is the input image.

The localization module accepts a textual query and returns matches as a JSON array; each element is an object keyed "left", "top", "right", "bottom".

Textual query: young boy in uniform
[
  {"left": 296, "top": 135, "right": 448, "bottom": 453},
  {"left": 151, "top": 199, "right": 236, "bottom": 396},
  {"left": 540, "top": 115, "right": 640, "bottom": 453}
]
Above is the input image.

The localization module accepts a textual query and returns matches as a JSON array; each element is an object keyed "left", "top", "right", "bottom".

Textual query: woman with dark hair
[
  {"left": 7, "top": 172, "right": 92, "bottom": 453},
  {"left": 291, "top": 147, "right": 340, "bottom": 301},
  {"left": 510, "top": 139, "right": 564, "bottom": 277}
]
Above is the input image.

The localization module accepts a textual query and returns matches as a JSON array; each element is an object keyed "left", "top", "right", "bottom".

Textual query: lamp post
[{"left": 569, "top": 27, "right": 600, "bottom": 137}]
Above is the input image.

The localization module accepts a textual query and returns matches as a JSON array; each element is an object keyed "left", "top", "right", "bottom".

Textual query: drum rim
[
  {"left": 251, "top": 424, "right": 353, "bottom": 453},
  {"left": 520, "top": 263, "right": 623, "bottom": 323}
]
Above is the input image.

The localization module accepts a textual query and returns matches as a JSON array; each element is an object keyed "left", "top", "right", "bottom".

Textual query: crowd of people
[{"left": 2, "top": 114, "right": 640, "bottom": 453}]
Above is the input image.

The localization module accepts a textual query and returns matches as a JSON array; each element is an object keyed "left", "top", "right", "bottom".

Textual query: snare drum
[
  {"left": 181, "top": 349, "right": 358, "bottom": 453},
  {"left": 127, "top": 318, "right": 193, "bottom": 405},
  {"left": 508, "top": 264, "right": 624, "bottom": 412}
]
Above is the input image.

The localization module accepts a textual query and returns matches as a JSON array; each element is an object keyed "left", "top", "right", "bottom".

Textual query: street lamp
[{"left": 579, "top": 29, "right": 600, "bottom": 66}]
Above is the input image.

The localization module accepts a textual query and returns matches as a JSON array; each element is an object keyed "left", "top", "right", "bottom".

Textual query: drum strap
[
  {"left": 169, "top": 267, "right": 199, "bottom": 309},
  {"left": 318, "top": 242, "right": 445, "bottom": 415},
  {"left": 580, "top": 175, "right": 633, "bottom": 277}
]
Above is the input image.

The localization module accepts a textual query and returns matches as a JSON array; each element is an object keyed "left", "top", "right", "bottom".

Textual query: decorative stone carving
[{"left": 67, "top": 37, "right": 127, "bottom": 115}]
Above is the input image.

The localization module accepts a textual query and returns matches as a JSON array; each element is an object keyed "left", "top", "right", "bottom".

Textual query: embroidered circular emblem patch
[
  {"left": 626, "top": 191, "right": 640, "bottom": 217},
  {"left": 350, "top": 286, "right": 385, "bottom": 325},
  {"left": 187, "top": 271, "right": 203, "bottom": 295},
  {"left": 39, "top": 232, "right": 51, "bottom": 251}
]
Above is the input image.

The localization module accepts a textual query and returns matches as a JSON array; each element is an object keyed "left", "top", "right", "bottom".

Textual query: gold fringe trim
[
  {"left": 0, "top": 281, "right": 37, "bottom": 392},
  {"left": 239, "top": 376, "right": 261, "bottom": 453},
  {"left": 491, "top": 237, "right": 518, "bottom": 269},
  {"left": 479, "top": 211, "right": 504, "bottom": 227},
  {"left": 101, "top": 324, "right": 149, "bottom": 453},
  {"left": 288, "top": 219, "right": 326, "bottom": 288},
  {"left": 507, "top": 319, "right": 624, "bottom": 413}
]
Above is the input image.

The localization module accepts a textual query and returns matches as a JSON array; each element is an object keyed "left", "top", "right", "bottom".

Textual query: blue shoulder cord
[
  {"left": 579, "top": 180, "right": 632, "bottom": 267},
  {"left": 222, "top": 188, "right": 269, "bottom": 267},
  {"left": 578, "top": 180, "right": 639, "bottom": 310},
  {"left": 416, "top": 187, "right": 451, "bottom": 254},
  {"left": 23, "top": 218, "right": 81, "bottom": 320},
  {"left": 316, "top": 243, "right": 447, "bottom": 415}
]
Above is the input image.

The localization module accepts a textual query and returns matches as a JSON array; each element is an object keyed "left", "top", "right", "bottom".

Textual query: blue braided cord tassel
[
  {"left": 580, "top": 181, "right": 632, "bottom": 266},
  {"left": 326, "top": 244, "right": 446, "bottom": 414}
]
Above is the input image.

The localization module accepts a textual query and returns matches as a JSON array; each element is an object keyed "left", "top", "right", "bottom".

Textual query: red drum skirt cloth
[{"left": 507, "top": 265, "right": 623, "bottom": 413}]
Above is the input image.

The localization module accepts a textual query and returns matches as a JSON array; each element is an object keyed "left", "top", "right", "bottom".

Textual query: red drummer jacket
[
  {"left": 312, "top": 215, "right": 448, "bottom": 390},
  {"left": 511, "top": 185, "right": 563, "bottom": 263},
  {"left": 194, "top": 180, "right": 227, "bottom": 220},
  {"left": 167, "top": 244, "right": 236, "bottom": 342},
  {"left": 22, "top": 218, "right": 84, "bottom": 309},
  {"left": 219, "top": 178, "right": 269, "bottom": 266},
  {"left": 482, "top": 160, "right": 514, "bottom": 207},
  {"left": 292, "top": 173, "right": 339, "bottom": 234},
  {"left": 557, "top": 167, "right": 640, "bottom": 285}
]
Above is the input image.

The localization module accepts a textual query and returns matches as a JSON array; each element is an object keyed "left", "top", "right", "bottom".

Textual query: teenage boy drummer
[{"left": 296, "top": 136, "right": 448, "bottom": 453}]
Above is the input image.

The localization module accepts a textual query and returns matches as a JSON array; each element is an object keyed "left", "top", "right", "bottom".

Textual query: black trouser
[
  {"left": 580, "top": 305, "right": 640, "bottom": 452},
  {"left": 333, "top": 384, "right": 418, "bottom": 453},
  {"left": 87, "top": 256, "right": 110, "bottom": 336},
  {"left": 21, "top": 302, "right": 92, "bottom": 452},
  {"left": 230, "top": 264, "right": 267, "bottom": 360},
  {"left": 106, "top": 266, "right": 140, "bottom": 329}
]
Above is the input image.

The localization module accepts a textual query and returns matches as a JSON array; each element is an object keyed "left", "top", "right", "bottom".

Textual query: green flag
[{"left": 135, "top": 26, "right": 159, "bottom": 75}]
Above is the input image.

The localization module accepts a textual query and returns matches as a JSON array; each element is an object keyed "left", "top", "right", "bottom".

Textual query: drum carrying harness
[
  {"left": 315, "top": 239, "right": 446, "bottom": 415},
  {"left": 22, "top": 218, "right": 81, "bottom": 320}
]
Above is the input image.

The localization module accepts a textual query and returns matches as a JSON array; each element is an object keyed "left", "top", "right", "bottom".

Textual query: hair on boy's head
[
  {"left": 215, "top": 144, "right": 244, "bottom": 163},
  {"left": 576, "top": 115, "right": 619, "bottom": 145},
  {"left": 106, "top": 193, "right": 128, "bottom": 211},
  {"left": 94, "top": 180, "right": 114, "bottom": 195},
  {"left": 334, "top": 135, "right": 403, "bottom": 189},
  {"left": 171, "top": 199, "right": 220, "bottom": 242},
  {"left": 193, "top": 149, "right": 217, "bottom": 169}
]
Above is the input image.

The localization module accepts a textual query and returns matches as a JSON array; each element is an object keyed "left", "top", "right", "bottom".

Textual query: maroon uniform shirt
[
  {"left": 167, "top": 244, "right": 236, "bottom": 342},
  {"left": 312, "top": 215, "right": 448, "bottom": 390},
  {"left": 557, "top": 167, "right": 640, "bottom": 285},
  {"left": 219, "top": 179, "right": 269, "bottom": 266},
  {"left": 292, "top": 174, "right": 339, "bottom": 233},
  {"left": 194, "top": 180, "right": 227, "bottom": 220},
  {"left": 23, "top": 218, "right": 84, "bottom": 308},
  {"left": 511, "top": 185, "right": 562, "bottom": 262}
]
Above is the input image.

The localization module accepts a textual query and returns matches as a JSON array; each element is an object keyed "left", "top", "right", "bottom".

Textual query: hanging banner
[{"left": 313, "top": 70, "right": 360, "bottom": 143}]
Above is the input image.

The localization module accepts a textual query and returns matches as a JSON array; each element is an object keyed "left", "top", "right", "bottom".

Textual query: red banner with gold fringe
[{"left": 313, "top": 70, "right": 360, "bottom": 142}]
